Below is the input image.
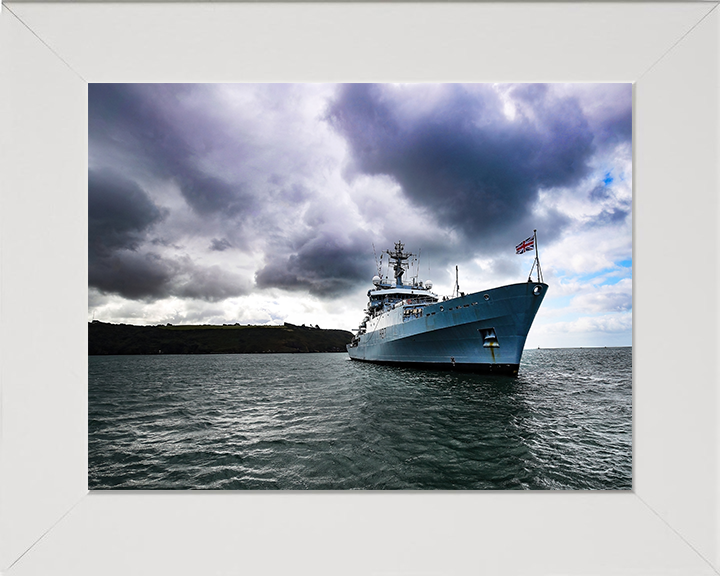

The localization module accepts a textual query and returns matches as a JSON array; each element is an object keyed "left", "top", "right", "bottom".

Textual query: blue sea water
[{"left": 88, "top": 347, "right": 632, "bottom": 490}]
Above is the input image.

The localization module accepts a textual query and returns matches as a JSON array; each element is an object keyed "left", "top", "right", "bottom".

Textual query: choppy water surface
[{"left": 89, "top": 348, "right": 631, "bottom": 490}]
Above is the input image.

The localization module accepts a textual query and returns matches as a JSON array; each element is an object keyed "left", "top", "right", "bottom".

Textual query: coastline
[{"left": 89, "top": 321, "right": 352, "bottom": 355}]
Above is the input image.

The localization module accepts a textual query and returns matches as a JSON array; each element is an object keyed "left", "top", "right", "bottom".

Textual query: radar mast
[{"left": 384, "top": 241, "right": 413, "bottom": 287}]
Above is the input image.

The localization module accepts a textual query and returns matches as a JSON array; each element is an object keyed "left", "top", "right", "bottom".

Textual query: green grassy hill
[{"left": 89, "top": 321, "right": 353, "bottom": 355}]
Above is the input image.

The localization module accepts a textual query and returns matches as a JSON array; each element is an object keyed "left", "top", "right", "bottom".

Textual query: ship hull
[{"left": 347, "top": 282, "right": 547, "bottom": 375}]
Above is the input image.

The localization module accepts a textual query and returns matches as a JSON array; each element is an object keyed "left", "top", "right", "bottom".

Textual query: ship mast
[{"left": 384, "top": 241, "right": 412, "bottom": 287}]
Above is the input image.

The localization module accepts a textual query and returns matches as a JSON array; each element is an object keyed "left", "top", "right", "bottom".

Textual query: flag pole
[
  {"left": 527, "top": 233, "right": 536, "bottom": 282},
  {"left": 534, "top": 229, "right": 543, "bottom": 283}
]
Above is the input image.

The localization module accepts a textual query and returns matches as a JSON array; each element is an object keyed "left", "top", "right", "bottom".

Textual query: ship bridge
[
  {"left": 367, "top": 285, "right": 438, "bottom": 317},
  {"left": 365, "top": 241, "right": 437, "bottom": 318}
]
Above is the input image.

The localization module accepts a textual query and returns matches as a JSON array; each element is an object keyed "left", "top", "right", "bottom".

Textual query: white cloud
[{"left": 540, "top": 312, "right": 632, "bottom": 335}]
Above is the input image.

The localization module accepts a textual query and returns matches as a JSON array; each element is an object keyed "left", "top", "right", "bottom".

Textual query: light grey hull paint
[{"left": 347, "top": 282, "right": 547, "bottom": 370}]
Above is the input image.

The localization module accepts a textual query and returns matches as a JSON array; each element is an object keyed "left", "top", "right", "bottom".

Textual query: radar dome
[
  {"left": 425, "top": 280, "right": 433, "bottom": 289},
  {"left": 372, "top": 275, "right": 381, "bottom": 285}
]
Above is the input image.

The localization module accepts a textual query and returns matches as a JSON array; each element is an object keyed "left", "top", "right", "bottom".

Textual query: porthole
[
  {"left": 483, "top": 294, "right": 490, "bottom": 301},
  {"left": 439, "top": 306, "right": 444, "bottom": 311},
  {"left": 533, "top": 285, "right": 542, "bottom": 296}
]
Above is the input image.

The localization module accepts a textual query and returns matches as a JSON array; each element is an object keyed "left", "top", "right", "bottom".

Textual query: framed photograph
[{"left": 1, "top": 2, "right": 718, "bottom": 574}]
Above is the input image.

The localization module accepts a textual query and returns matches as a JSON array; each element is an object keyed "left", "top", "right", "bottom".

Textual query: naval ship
[{"left": 347, "top": 238, "right": 547, "bottom": 375}]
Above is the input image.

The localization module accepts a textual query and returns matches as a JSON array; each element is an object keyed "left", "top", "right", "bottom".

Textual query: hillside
[{"left": 89, "top": 321, "right": 353, "bottom": 355}]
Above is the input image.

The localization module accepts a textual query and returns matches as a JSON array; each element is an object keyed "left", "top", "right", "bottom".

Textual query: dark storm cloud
[
  {"left": 89, "top": 83, "right": 254, "bottom": 216},
  {"left": 595, "top": 104, "right": 632, "bottom": 148},
  {"left": 89, "top": 84, "right": 284, "bottom": 302},
  {"left": 89, "top": 170, "right": 166, "bottom": 257},
  {"left": 89, "top": 249, "right": 249, "bottom": 302},
  {"left": 255, "top": 231, "right": 376, "bottom": 297},
  {"left": 89, "top": 83, "right": 631, "bottom": 313},
  {"left": 88, "top": 168, "right": 248, "bottom": 302},
  {"left": 209, "top": 238, "right": 232, "bottom": 252},
  {"left": 88, "top": 169, "right": 173, "bottom": 299},
  {"left": 327, "top": 84, "right": 616, "bottom": 251},
  {"left": 89, "top": 250, "right": 175, "bottom": 300},
  {"left": 582, "top": 84, "right": 633, "bottom": 150}
]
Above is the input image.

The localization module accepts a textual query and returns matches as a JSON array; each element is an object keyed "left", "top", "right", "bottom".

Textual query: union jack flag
[{"left": 516, "top": 236, "right": 534, "bottom": 254}]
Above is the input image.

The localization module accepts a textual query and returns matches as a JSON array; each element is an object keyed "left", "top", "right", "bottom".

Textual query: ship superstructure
[{"left": 347, "top": 240, "right": 547, "bottom": 375}]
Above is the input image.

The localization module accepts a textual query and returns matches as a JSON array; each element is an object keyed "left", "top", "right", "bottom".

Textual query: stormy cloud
[
  {"left": 88, "top": 83, "right": 632, "bottom": 346},
  {"left": 255, "top": 230, "right": 376, "bottom": 297},
  {"left": 88, "top": 157, "right": 249, "bottom": 302},
  {"left": 89, "top": 250, "right": 175, "bottom": 301},
  {"left": 210, "top": 238, "right": 232, "bottom": 252},
  {"left": 88, "top": 169, "right": 165, "bottom": 257},
  {"left": 89, "top": 83, "right": 256, "bottom": 217},
  {"left": 88, "top": 169, "right": 172, "bottom": 299},
  {"left": 327, "top": 83, "right": 629, "bottom": 252}
]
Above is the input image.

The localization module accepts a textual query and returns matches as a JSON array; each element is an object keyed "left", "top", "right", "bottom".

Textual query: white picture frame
[{"left": 1, "top": 2, "right": 718, "bottom": 574}]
